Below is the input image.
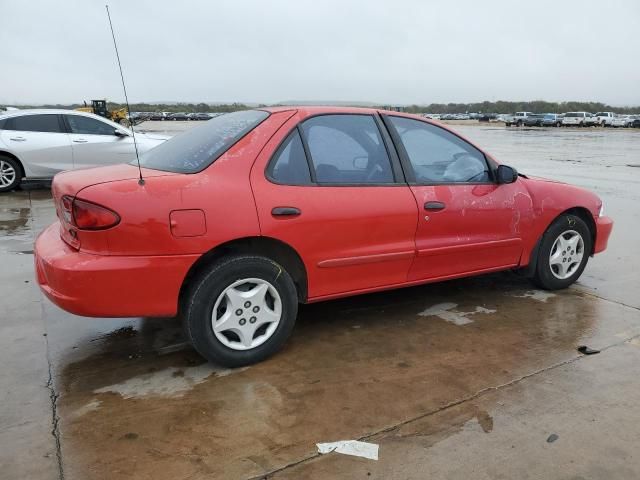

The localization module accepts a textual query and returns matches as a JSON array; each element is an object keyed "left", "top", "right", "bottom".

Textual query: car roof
[
  {"left": 0, "top": 108, "right": 106, "bottom": 119},
  {"left": 260, "top": 105, "right": 435, "bottom": 121}
]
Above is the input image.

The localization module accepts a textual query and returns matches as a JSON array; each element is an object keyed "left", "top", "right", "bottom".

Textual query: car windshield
[
  {"left": 544, "top": 114, "right": 555, "bottom": 119},
  {"left": 137, "top": 110, "right": 269, "bottom": 173},
  {"left": 566, "top": 112, "right": 580, "bottom": 117}
]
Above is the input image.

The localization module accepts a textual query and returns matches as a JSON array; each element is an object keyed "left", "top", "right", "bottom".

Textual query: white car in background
[
  {"left": 611, "top": 115, "right": 633, "bottom": 128},
  {"left": 0, "top": 109, "right": 169, "bottom": 192}
]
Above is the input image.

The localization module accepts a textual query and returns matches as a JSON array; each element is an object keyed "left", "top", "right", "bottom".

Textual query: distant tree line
[
  {"left": 385, "top": 101, "right": 639, "bottom": 115},
  {"left": 5, "top": 100, "right": 638, "bottom": 114}
]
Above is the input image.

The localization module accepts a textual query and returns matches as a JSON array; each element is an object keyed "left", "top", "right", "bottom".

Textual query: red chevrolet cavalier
[{"left": 35, "top": 107, "right": 613, "bottom": 366}]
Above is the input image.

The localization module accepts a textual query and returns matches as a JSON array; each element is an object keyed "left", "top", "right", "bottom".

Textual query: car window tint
[
  {"left": 300, "top": 115, "right": 393, "bottom": 184},
  {"left": 139, "top": 110, "right": 269, "bottom": 173},
  {"left": 66, "top": 115, "right": 116, "bottom": 135},
  {"left": 6, "top": 114, "right": 62, "bottom": 133},
  {"left": 388, "top": 116, "right": 490, "bottom": 184},
  {"left": 268, "top": 129, "right": 312, "bottom": 185},
  {"left": 0, "top": 118, "right": 6, "bottom": 129}
]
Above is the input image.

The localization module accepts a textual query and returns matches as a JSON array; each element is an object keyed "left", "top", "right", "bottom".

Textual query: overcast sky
[{"left": 2, "top": 0, "right": 639, "bottom": 106}]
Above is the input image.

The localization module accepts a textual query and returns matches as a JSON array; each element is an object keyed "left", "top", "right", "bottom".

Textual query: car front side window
[
  {"left": 66, "top": 115, "right": 116, "bottom": 135},
  {"left": 387, "top": 116, "right": 490, "bottom": 184},
  {"left": 299, "top": 115, "right": 394, "bottom": 185}
]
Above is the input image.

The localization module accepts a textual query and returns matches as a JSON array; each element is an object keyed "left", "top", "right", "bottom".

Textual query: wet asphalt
[{"left": 1, "top": 123, "right": 639, "bottom": 479}]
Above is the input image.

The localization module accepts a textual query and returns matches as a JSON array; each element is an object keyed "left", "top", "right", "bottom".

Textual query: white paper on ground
[{"left": 316, "top": 440, "right": 379, "bottom": 460}]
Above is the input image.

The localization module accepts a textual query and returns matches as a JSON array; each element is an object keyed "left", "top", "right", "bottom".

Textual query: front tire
[
  {"left": 183, "top": 255, "right": 298, "bottom": 367},
  {"left": 532, "top": 214, "right": 592, "bottom": 290},
  {"left": 0, "top": 156, "right": 21, "bottom": 193}
]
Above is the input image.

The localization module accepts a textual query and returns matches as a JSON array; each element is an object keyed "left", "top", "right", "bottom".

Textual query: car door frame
[
  {"left": 380, "top": 112, "right": 529, "bottom": 281},
  {"left": 251, "top": 111, "right": 421, "bottom": 301}
]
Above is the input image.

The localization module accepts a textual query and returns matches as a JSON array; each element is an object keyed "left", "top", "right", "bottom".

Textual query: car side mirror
[
  {"left": 496, "top": 165, "right": 518, "bottom": 184},
  {"left": 114, "top": 129, "right": 129, "bottom": 138}
]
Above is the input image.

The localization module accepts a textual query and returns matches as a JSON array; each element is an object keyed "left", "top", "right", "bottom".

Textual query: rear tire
[
  {"left": 532, "top": 214, "right": 592, "bottom": 290},
  {"left": 0, "top": 156, "right": 21, "bottom": 193},
  {"left": 183, "top": 255, "right": 298, "bottom": 367}
]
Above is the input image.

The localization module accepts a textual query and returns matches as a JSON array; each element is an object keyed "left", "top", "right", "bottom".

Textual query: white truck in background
[{"left": 594, "top": 112, "right": 616, "bottom": 127}]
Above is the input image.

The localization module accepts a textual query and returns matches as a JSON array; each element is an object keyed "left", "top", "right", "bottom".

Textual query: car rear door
[
  {"left": 250, "top": 112, "right": 418, "bottom": 300},
  {"left": 382, "top": 114, "right": 532, "bottom": 282},
  {"left": 62, "top": 114, "right": 136, "bottom": 169},
  {"left": 0, "top": 114, "right": 72, "bottom": 178}
]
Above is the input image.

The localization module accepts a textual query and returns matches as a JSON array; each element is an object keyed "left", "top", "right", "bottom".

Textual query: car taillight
[
  {"left": 60, "top": 195, "right": 74, "bottom": 224},
  {"left": 61, "top": 195, "right": 120, "bottom": 230}
]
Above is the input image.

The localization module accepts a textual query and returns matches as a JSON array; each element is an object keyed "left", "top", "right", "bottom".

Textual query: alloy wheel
[{"left": 0, "top": 160, "right": 17, "bottom": 188}]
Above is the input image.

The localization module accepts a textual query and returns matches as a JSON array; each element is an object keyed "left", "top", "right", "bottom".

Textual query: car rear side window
[
  {"left": 299, "top": 115, "right": 394, "bottom": 184},
  {"left": 5, "top": 114, "right": 63, "bottom": 133},
  {"left": 66, "top": 115, "right": 116, "bottom": 135},
  {"left": 267, "top": 129, "right": 312, "bottom": 185},
  {"left": 387, "top": 116, "right": 490, "bottom": 184},
  {"left": 139, "top": 110, "right": 269, "bottom": 173}
]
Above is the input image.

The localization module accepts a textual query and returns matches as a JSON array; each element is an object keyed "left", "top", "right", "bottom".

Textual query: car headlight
[{"left": 598, "top": 203, "right": 604, "bottom": 218}]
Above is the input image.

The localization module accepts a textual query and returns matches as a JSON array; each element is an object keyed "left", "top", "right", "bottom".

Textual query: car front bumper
[
  {"left": 34, "top": 222, "right": 199, "bottom": 318},
  {"left": 594, "top": 216, "right": 614, "bottom": 254}
]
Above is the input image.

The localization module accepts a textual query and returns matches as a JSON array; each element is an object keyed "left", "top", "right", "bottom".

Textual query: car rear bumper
[
  {"left": 34, "top": 222, "right": 199, "bottom": 317},
  {"left": 594, "top": 216, "right": 613, "bottom": 254}
]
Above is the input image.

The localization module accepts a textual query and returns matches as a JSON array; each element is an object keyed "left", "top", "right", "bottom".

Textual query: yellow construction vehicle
[{"left": 75, "top": 99, "right": 131, "bottom": 126}]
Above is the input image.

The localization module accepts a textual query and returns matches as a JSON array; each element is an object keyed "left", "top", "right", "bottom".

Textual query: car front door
[
  {"left": 0, "top": 114, "right": 73, "bottom": 178},
  {"left": 63, "top": 114, "right": 135, "bottom": 169},
  {"left": 251, "top": 113, "right": 418, "bottom": 300},
  {"left": 383, "top": 114, "right": 533, "bottom": 282}
]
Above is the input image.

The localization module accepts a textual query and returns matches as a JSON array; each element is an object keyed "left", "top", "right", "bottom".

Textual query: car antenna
[{"left": 105, "top": 4, "right": 144, "bottom": 186}]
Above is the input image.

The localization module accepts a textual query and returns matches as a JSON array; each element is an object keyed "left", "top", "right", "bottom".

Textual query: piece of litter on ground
[
  {"left": 577, "top": 345, "right": 600, "bottom": 355},
  {"left": 316, "top": 440, "right": 379, "bottom": 460},
  {"left": 547, "top": 433, "right": 559, "bottom": 443}
]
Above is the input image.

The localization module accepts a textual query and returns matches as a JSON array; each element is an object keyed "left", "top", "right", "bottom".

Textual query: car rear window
[{"left": 137, "top": 110, "right": 269, "bottom": 173}]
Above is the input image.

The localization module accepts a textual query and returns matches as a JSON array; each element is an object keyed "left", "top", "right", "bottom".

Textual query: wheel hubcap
[
  {"left": 0, "top": 160, "right": 17, "bottom": 187},
  {"left": 211, "top": 278, "right": 282, "bottom": 351},
  {"left": 549, "top": 230, "right": 585, "bottom": 280}
]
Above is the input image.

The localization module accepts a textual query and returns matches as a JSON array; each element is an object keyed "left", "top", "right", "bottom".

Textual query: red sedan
[{"left": 35, "top": 107, "right": 613, "bottom": 366}]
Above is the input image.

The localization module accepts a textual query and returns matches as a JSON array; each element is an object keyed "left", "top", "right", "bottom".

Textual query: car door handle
[
  {"left": 9, "top": 137, "right": 26, "bottom": 142},
  {"left": 424, "top": 201, "right": 446, "bottom": 211},
  {"left": 73, "top": 139, "right": 88, "bottom": 143},
  {"left": 271, "top": 207, "right": 301, "bottom": 217}
]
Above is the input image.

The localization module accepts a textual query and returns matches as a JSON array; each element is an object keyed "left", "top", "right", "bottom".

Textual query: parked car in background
[
  {"left": 190, "top": 113, "right": 213, "bottom": 121},
  {"left": 505, "top": 112, "right": 535, "bottom": 127},
  {"left": 541, "top": 113, "right": 563, "bottom": 127},
  {"left": 629, "top": 115, "right": 640, "bottom": 128},
  {"left": 34, "top": 106, "right": 612, "bottom": 366},
  {"left": 0, "top": 109, "right": 168, "bottom": 192},
  {"left": 562, "top": 112, "right": 591, "bottom": 127},
  {"left": 166, "top": 112, "right": 190, "bottom": 121},
  {"left": 594, "top": 112, "right": 616, "bottom": 127},
  {"left": 149, "top": 112, "right": 167, "bottom": 121},
  {"left": 611, "top": 115, "right": 633, "bottom": 128},
  {"left": 523, "top": 114, "right": 546, "bottom": 127}
]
